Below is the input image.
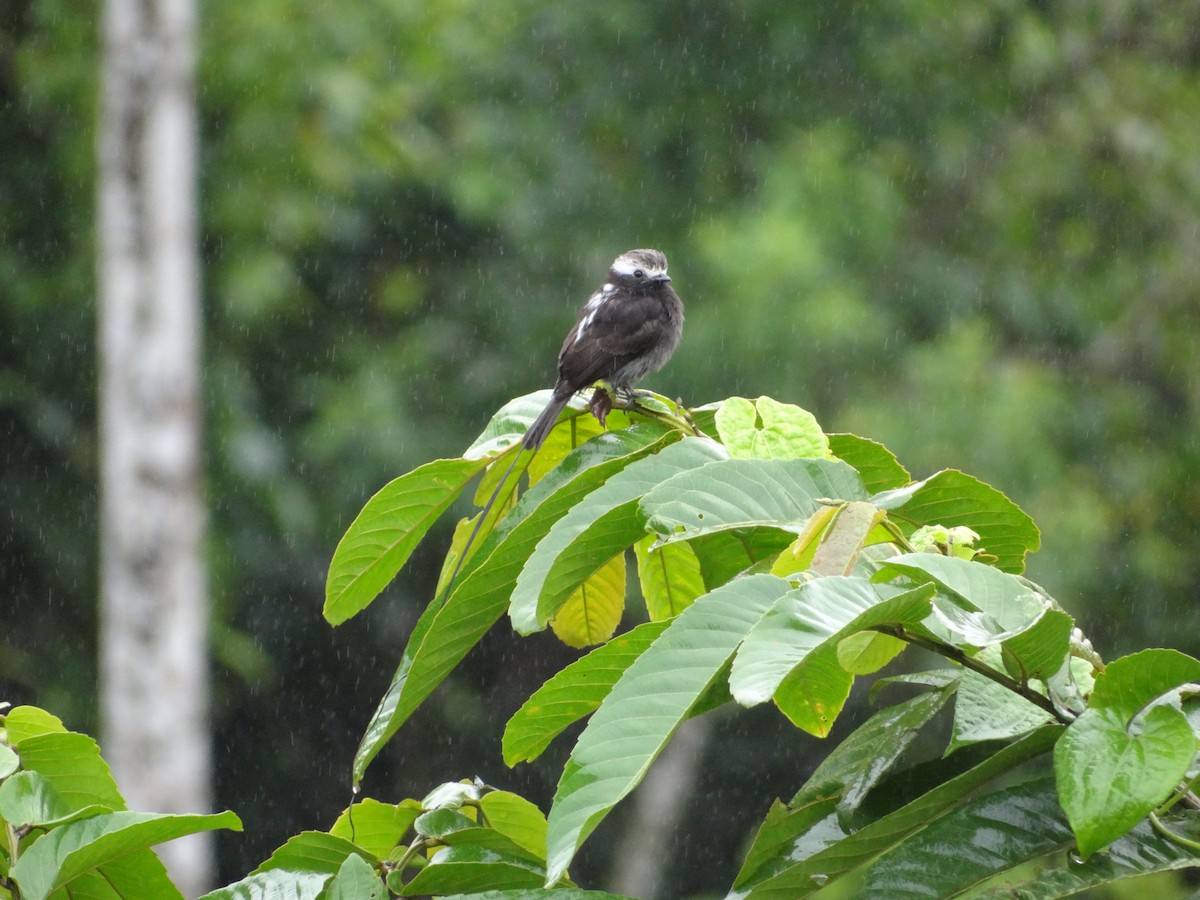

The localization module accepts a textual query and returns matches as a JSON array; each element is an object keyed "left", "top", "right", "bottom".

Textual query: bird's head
[{"left": 609, "top": 249, "right": 671, "bottom": 289}]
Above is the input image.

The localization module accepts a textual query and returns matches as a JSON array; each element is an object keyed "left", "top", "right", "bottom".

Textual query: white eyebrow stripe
[{"left": 611, "top": 256, "right": 667, "bottom": 277}]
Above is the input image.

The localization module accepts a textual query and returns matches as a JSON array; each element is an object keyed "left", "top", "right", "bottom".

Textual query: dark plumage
[{"left": 523, "top": 248, "right": 684, "bottom": 448}]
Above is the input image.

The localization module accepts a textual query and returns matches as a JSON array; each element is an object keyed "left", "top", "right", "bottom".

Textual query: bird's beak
[{"left": 650, "top": 273, "right": 671, "bottom": 284}]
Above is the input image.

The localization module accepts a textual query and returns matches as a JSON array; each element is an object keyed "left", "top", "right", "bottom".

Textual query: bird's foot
[{"left": 590, "top": 387, "right": 614, "bottom": 428}]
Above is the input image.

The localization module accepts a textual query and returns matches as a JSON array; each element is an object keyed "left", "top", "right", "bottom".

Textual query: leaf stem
[
  {"left": 1149, "top": 811, "right": 1200, "bottom": 851},
  {"left": 882, "top": 625, "right": 1067, "bottom": 723}
]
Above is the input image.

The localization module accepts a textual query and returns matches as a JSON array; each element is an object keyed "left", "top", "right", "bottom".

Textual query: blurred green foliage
[{"left": 3, "top": 0, "right": 1199, "bottom": 894}]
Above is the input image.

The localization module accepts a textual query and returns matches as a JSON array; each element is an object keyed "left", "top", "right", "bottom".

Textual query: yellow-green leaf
[
  {"left": 550, "top": 554, "right": 626, "bottom": 648},
  {"left": 634, "top": 535, "right": 705, "bottom": 620}
]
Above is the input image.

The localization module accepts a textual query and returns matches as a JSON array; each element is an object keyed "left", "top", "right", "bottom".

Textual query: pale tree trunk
[
  {"left": 608, "top": 716, "right": 712, "bottom": 899},
  {"left": 97, "top": 0, "right": 212, "bottom": 896}
]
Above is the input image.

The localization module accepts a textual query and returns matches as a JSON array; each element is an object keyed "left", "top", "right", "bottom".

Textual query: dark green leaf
[
  {"left": 827, "top": 433, "right": 910, "bottom": 493},
  {"left": 503, "top": 621, "right": 670, "bottom": 766},
  {"left": 1054, "top": 705, "right": 1195, "bottom": 857},
  {"left": 545, "top": 575, "right": 793, "bottom": 885},
  {"left": 873, "top": 469, "right": 1040, "bottom": 574}
]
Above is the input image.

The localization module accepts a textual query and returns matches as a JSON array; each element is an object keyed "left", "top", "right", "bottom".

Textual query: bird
[
  {"left": 522, "top": 248, "right": 684, "bottom": 449},
  {"left": 440, "top": 249, "right": 683, "bottom": 600}
]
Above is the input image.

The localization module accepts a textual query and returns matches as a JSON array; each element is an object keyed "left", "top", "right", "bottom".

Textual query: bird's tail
[{"left": 523, "top": 392, "right": 572, "bottom": 449}]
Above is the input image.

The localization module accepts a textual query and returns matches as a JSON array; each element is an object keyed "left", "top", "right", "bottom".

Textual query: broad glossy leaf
[
  {"left": 397, "top": 842, "right": 546, "bottom": 895},
  {"left": 641, "top": 457, "right": 866, "bottom": 543},
  {"left": 729, "top": 578, "right": 934, "bottom": 734},
  {"left": 252, "top": 830, "right": 366, "bottom": 875},
  {"left": 634, "top": 535, "right": 705, "bottom": 620},
  {"left": 1055, "top": 704, "right": 1195, "bottom": 857},
  {"left": 873, "top": 469, "right": 1040, "bottom": 573},
  {"left": 326, "top": 853, "right": 385, "bottom": 900},
  {"left": 325, "top": 457, "right": 486, "bottom": 625},
  {"left": 545, "top": 575, "right": 793, "bottom": 885},
  {"left": 510, "top": 436, "right": 727, "bottom": 634},
  {"left": 10, "top": 810, "right": 241, "bottom": 900},
  {"left": 464, "top": 391, "right": 577, "bottom": 459},
  {"left": 503, "top": 621, "right": 670, "bottom": 766},
  {"left": 0, "top": 743, "right": 18, "bottom": 778},
  {"left": 734, "top": 797, "right": 841, "bottom": 890},
  {"left": 714, "top": 395, "right": 829, "bottom": 459},
  {"left": 49, "top": 848, "right": 182, "bottom": 900},
  {"left": 479, "top": 791, "right": 549, "bottom": 860},
  {"left": 439, "top": 891, "right": 634, "bottom": 900},
  {"left": 1090, "top": 648, "right": 1200, "bottom": 719},
  {"left": 199, "top": 869, "right": 330, "bottom": 900},
  {"left": 328, "top": 798, "right": 422, "bottom": 859},
  {"left": 984, "top": 811, "right": 1200, "bottom": 897},
  {"left": 690, "top": 528, "right": 797, "bottom": 588},
  {"left": 793, "top": 688, "right": 956, "bottom": 819},
  {"left": 948, "top": 663, "right": 1053, "bottom": 753},
  {"left": 0, "top": 770, "right": 108, "bottom": 829},
  {"left": 769, "top": 504, "right": 840, "bottom": 577},
  {"left": 2, "top": 706, "right": 67, "bottom": 743},
  {"left": 807, "top": 501, "right": 884, "bottom": 576},
  {"left": 857, "top": 777, "right": 1070, "bottom": 897},
  {"left": 741, "top": 725, "right": 1060, "bottom": 897},
  {"left": 550, "top": 553, "right": 626, "bottom": 648},
  {"left": 827, "top": 433, "right": 910, "bottom": 493},
  {"left": 880, "top": 553, "right": 1070, "bottom": 676},
  {"left": 352, "top": 428, "right": 673, "bottom": 783},
  {"left": 14, "top": 732, "right": 126, "bottom": 812}
]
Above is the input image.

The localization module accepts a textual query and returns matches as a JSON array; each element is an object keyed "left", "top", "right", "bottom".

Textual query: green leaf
[
  {"left": 253, "top": 831, "right": 370, "bottom": 874},
  {"left": 827, "top": 433, "right": 910, "bottom": 493},
  {"left": 740, "top": 725, "right": 1061, "bottom": 897},
  {"left": 438, "top": 891, "right": 634, "bottom": 900},
  {"left": 2, "top": 706, "right": 67, "bottom": 744},
  {"left": 326, "top": 852, "right": 385, "bottom": 900},
  {"left": 51, "top": 849, "right": 183, "bottom": 899},
  {"left": 549, "top": 553, "right": 626, "bottom": 648},
  {"left": 873, "top": 469, "right": 1040, "bottom": 573},
  {"left": 640, "top": 457, "right": 867, "bottom": 543},
  {"left": 690, "top": 528, "right": 798, "bottom": 588},
  {"left": 948, "top": 662, "right": 1053, "bottom": 753},
  {"left": 352, "top": 428, "right": 673, "bottom": 784},
  {"left": 10, "top": 810, "right": 242, "bottom": 900},
  {"left": 464, "top": 391, "right": 577, "bottom": 459},
  {"left": 793, "top": 687, "right": 956, "bottom": 819},
  {"left": 1055, "top": 704, "right": 1196, "bottom": 857},
  {"left": 807, "top": 500, "right": 884, "bottom": 576},
  {"left": 729, "top": 578, "right": 934, "bottom": 735},
  {"left": 714, "top": 396, "right": 830, "bottom": 459},
  {"left": 479, "top": 791, "right": 549, "bottom": 861},
  {"left": 14, "top": 732, "right": 126, "bottom": 812},
  {"left": 545, "top": 574, "right": 793, "bottom": 885},
  {"left": 987, "top": 811, "right": 1200, "bottom": 896},
  {"left": 1090, "top": 648, "right": 1200, "bottom": 718},
  {"left": 880, "top": 553, "right": 1070, "bottom": 677},
  {"left": 198, "top": 869, "right": 330, "bottom": 900},
  {"left": 856, "top": 777, "right": 1071, "bottom": 897},
  {"left": 734, "top": 797, "right": 840, "bottom": 890},
  {"left": 0, "top": 743, "right": 18, "bottom": 779},
  {"left": 328, "top": 798, "right": 422, "bottom": 859},
  {"left": 634, "top": 535, "right": 705, "bottom": 620},
  {"left": 502, "top": 620, "right": 670, "bottom": 766},
  {"left": 510, "top": 436, "right": 728, "bottom": 634},
  {"left": 325, "top": 457, "right": 487, "bottom": 625},
  {"left": 397, "top": 841, "right": 546, "bottom": 895},
  {"left": 0, "top": 770, "right": 108, "bottom": 829},
  {"left": 415, "top": 808, "right": 477, "bottom": 839}
]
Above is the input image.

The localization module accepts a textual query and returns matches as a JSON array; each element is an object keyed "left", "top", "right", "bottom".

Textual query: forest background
[{"left": 4, "top": 2, "right": 1200, "bottom": 896}]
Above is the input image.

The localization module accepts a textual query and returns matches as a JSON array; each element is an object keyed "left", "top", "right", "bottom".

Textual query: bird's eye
[{"left": 634, "top": 269, "right": 645, "bottom": 278}]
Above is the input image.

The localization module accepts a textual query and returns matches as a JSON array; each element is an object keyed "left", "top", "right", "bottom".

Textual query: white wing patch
[{"left": 574, "top": 288, "right": 611, "bottom": 345}]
